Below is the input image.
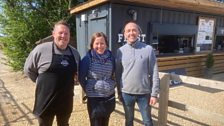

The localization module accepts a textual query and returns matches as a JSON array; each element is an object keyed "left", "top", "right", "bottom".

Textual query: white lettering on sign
[
  {"left": 141, "top": 34, "right": 146, "bottom": 42},
  {"left": 118, "top": 34, "right": 124, "bottom": 43},
  {"left": 118, "top": 34, "right": 146, "bottom": 43}
]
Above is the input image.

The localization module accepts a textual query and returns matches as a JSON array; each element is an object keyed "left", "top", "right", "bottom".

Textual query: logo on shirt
[{"left": 61, "top": 60, "right": 69, "bottom": 67}]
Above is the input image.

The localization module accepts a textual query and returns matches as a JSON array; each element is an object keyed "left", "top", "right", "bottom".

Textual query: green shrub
[{"left": 205, "top": 53, "right": 214, "bottom": 69}]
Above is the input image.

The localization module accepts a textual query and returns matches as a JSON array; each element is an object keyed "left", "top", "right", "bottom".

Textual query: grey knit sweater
[{"left": 116, "top": 41, "right": 160, "bottom": 97}]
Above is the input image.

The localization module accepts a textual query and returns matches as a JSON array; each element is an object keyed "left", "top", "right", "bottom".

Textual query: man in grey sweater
[
  {"left": 116, "top": 21, "right": 160, "bottom": 126},
  {"left": 24, "top": 20, "right": 80, "bottom": 126}
]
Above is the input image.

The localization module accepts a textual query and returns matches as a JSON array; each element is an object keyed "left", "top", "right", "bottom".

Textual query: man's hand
[{"left": 149, "top": 96, "right": 157, "bottom": 105}]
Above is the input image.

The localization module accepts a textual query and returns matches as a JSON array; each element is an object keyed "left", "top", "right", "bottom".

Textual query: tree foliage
[{"left": 0, "top": 0, "right": 83, "bottom": 70}]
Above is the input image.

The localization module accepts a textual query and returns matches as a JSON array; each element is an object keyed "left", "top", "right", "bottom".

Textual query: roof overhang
[{"left": 70, "top": 0, "right": 224, "bottom": 16}]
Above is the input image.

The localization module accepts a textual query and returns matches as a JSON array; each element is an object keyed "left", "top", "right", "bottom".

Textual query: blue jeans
[{"left": 121, "top": 92, "right": 153, "bottom": 126}]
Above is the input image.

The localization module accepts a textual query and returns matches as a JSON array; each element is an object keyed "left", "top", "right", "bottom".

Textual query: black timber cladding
[{"left": 74, "top": 1, "right": 224, "bottom": 56}]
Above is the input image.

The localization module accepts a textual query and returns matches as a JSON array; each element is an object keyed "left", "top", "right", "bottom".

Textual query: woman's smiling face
[{"left": 92, "top": 36, "right": 107, "bottom": 54}]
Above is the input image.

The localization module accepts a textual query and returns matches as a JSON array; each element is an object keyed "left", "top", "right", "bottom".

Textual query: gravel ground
[{"left": 1, "top": 50, "right": 224, "bottom": 126}]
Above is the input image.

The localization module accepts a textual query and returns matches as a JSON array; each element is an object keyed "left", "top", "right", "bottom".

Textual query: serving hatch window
[
  {"left": 156, "top": 35, "right": 195, "bottom": 55},
  {"left": 151, "top": 23, "right": 197, "bottom": 56},
  {"left": 214, "top": 36, "right": 224, "bottom": 51}
]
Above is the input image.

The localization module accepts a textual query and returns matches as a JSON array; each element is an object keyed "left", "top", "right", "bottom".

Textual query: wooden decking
[{"left": 158, "top": 52, "right": 224, "bottom": 77}]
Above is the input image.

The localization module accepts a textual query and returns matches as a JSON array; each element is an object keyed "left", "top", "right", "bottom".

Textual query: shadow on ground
[{"left": 0, "top": 79, "right": 36, "bottom": 125}]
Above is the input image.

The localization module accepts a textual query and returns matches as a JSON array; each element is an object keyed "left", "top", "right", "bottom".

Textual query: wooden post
[{"left": 158, "top": 73, "right": 170, "bottom": 126}]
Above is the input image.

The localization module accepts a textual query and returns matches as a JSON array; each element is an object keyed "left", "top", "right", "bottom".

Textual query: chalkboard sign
[{"left": 195, "top": 17, "right": 216, "bottom": 52}]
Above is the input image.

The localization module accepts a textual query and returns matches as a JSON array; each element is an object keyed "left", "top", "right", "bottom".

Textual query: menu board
[{"left": 196, "top": 17, "right": 215, "bottom": 52}]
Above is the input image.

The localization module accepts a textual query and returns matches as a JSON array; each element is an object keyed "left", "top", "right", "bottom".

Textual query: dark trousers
[
  {"left": 89, "top": 116, "right": 110, "bottom": 126},
  {"left": 37, "top": 96, "right": 73, "bottom": 126},
  {"left": 37, "top": 112, "right": 71, "bottom": 126},
  {"left": 87, "top": 94, "right": 115, "bottom": 126}
]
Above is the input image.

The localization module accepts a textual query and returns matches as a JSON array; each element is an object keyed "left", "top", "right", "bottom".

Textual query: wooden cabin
[{"left": 70, "top": 0, "right": 224, "bottom": 77}]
